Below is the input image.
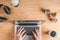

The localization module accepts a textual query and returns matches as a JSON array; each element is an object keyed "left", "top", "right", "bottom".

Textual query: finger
[
  {"left": 22, "top": 34, "right": 26, "bottom": 39},
  {"left": 34, "top": 29, "right": 38, "bottom": 36},
  {"left": 35, "top": 29, "right": 40, "bottom": 37},
  {"left": 32, "top": 31, "right": 37, "bottom": 38},
  {"left": 30, "top": 36, "right": 33, "bottom": 40},
  {"left": 20, "top": 27, "right": 25, "bottom": 34},
  {"left": 30, "top": 35, "right": 34, "bottom": 40},
  {"left": 21, "top": 30, "right": 26, "bottom": 37},
  {"left": 18, "top": 27, "right": 22, "bottom": 33},
  {"left": 17, "top": 31, "right": 20, "bottom": 36},
  {"left": 17, "top": 27, "right": 24, "bottom": 36}
]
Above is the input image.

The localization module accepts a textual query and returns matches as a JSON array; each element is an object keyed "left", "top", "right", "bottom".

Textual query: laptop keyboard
[{"left": 15, "top": 20, "right": 40, "bottom": 35}]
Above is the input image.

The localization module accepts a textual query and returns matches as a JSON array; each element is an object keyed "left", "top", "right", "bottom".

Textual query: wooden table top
[{"left": 0, "top": 0, "right": 60, "bottom": 40}]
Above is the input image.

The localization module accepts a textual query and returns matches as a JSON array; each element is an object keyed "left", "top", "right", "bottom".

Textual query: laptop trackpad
[{"left": 23, "top": 35, "right": 30, "bottom": 40}]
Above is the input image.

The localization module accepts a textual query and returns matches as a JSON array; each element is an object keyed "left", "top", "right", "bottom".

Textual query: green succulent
[{"left": 52, "top": 12, "right": 57, "bottom": 17}]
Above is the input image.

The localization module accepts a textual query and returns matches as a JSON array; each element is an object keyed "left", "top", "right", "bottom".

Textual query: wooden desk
[{"left": 0, "top": 0, "right": 60, "bottom": 40}]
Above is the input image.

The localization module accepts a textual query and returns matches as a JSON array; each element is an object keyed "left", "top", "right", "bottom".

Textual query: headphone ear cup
[
  {"left": 0, "top": 17, "right": 7, "bottom": 22},
  {"left": 0, "top": 4, "right": 3, "bottom": 7},
  {"left": 3, "top": 5, "right": 11, "bottom": 14}
]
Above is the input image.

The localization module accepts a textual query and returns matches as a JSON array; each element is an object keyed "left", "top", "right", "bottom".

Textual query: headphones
[{"left": 0, "top": 4, "right": 11, "bottom": 14}]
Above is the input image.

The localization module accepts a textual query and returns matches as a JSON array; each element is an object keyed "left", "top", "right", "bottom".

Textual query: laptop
[{"left": 14, "top": 20, "right": 43, "bottom": 40}]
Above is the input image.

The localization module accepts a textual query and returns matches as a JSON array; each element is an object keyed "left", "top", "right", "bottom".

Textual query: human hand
[
  {"left": 16, "top": 27, "right": 26, "bottom": 40},
  {"left": 31, "top": 29, "right": 40, "bottom": 40}
]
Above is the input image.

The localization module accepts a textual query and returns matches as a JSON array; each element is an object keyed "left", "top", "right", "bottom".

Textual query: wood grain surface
[{"left": 0, "top": 0, "right": 60, "bottom": 40}]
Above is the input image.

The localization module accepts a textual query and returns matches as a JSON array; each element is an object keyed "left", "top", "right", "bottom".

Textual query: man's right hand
[{"left": 31, "top": 29, "right": 40, "bottom": 40}]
